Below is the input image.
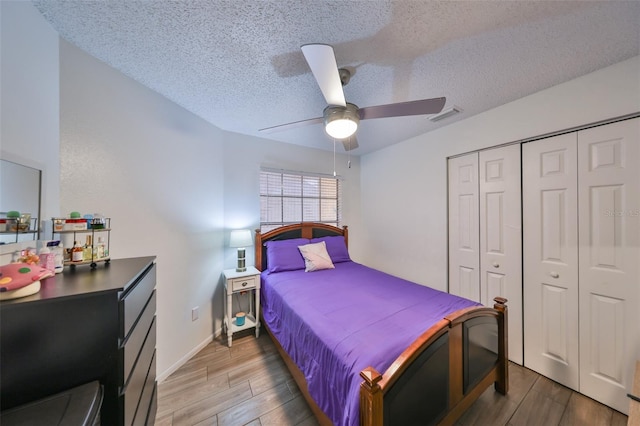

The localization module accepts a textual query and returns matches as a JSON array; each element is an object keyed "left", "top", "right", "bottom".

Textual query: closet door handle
[
  {"left": 492, "top": 262, "right": 500, "bottom": 268},
  {"left": 550, "top": 272, "right": 559, "bottom": 279}
]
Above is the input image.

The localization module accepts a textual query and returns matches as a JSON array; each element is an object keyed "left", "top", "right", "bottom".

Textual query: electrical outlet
[{"left": 191, "top": 306, "right": 199, "bottom": 321}]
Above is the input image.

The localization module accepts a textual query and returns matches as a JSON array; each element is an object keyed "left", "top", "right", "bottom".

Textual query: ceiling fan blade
[
  {"left": 341, "top": 136, "right": 359, "bottom": 151},
  {"left": 301, "top": 44, "right": 346, "bottom": 107},
  {"left": 259, "top": 116, "right": 323, "bottom": 134},
  {"left": 359, "top": 97, "right": 446, "bottom": 120}
]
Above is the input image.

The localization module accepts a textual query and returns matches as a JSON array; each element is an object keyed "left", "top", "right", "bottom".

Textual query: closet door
[
  {"left": 578, "top": 118, "right": 639, "bottom": 414},
  {"left": 523, "top": 133, "right": 579, "bottom": 389},
  {"left": 448, "top": 153, "right": 480, "bottom": 302},
  {"left": 479, "top": 144, "right": 522, "bottom": 364}
]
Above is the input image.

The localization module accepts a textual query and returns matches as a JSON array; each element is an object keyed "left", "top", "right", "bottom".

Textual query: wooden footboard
[{"left": 360, "top": 297, "right": 508, "bottom": 426}]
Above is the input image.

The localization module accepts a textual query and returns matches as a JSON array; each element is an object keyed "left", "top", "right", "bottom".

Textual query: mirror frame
[{"left": 1, "top": 153, "right": 43, "bottom": 246}]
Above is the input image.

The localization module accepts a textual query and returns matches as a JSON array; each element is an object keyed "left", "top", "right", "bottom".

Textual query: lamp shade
[{"left": 230, "top": 229, "right": 252, "bottom": 248}]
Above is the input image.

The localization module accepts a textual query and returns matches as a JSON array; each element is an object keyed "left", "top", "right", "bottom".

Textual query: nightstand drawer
[{"left": 230, "top": 275, "right": 257, "bottom": 292}]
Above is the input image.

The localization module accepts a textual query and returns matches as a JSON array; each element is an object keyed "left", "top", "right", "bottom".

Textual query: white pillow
[{"left": 298, "top": 241, "right": 335, "bottom": 272}]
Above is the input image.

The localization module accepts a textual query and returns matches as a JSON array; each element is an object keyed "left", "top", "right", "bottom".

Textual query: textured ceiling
[{"left": 33, "top": 1, "right": 640, "bottom": 155}]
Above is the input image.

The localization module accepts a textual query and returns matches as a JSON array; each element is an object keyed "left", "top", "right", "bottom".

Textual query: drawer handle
[
  {"left": 242, "top": 281, "right": 248, "bottom": 287},
  {"left": 550, "top": 271, "right": 559, "bottom": 279},
  {"left": 492, "top": 262, "right": 500, "bottom": 268}
]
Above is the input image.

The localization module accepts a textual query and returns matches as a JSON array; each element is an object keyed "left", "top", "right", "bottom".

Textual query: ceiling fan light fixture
[{"left": 324, "top": 103, "right": 359, "bottom": 139}]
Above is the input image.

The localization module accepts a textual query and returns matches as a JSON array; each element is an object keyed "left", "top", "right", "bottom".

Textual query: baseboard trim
[{"left": 156, "top": 327, "right": 222, "bottom": 383}]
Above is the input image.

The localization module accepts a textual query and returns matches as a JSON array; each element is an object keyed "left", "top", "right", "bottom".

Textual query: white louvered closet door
[
  {"left": 523, "top": 133, "right": 579, "bottom": 389},
  {"left": 448, "top": 153, "right": 480, "bottom": 303},
  {"left": 577, "top": 118, "right": 640, "bottom": 414},
  {"left": 479, "top": 144, "right": 522, "bottom": 365},
  {"left": 448, "top": 147, "right": 522, "bottom": 363}
]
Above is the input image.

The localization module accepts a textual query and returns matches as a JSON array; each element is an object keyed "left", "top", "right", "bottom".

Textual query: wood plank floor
[{"left": 156, "top": 330, "right": 629, "bottom": 426}]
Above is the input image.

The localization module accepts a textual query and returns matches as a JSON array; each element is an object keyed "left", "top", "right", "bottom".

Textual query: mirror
[{"left": 0, "top": 159, "right": 42, "bottom": 245}]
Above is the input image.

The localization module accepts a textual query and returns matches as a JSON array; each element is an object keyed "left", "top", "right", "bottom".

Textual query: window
[{"left": 260, "top": 168, "right": 341, "bottom": 232}]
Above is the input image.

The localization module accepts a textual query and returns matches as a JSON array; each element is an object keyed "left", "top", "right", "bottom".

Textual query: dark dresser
[{"left": 0, "top": 256, "right": 157, "bottom": 426}]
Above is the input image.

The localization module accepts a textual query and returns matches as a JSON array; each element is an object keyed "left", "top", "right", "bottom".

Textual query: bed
[{"left": 255, "top": 222, "right": 508, "bottom": 426}]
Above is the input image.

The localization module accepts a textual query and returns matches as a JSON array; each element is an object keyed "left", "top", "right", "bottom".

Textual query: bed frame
[{"left": 255, "top": 222, "right": 508, "bottom": 426}]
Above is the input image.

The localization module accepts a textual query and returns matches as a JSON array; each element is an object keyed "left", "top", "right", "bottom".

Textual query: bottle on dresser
[
  {"left": 96, "top": 237, "right": 106, "bottom": 259},
  {"left": 50, "top": 241, "right": 64, "bottom": 273},
  {"left": 71, "top": 241, "right": 83, "bottom": 262},
  {"left": 38, "top": 242, "right": 55, "bottom": 272},
  {"left": 83, "top": 235, "right": 93, "bottom": 261}
]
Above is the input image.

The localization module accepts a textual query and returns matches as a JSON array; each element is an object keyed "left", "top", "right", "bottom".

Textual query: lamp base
[{"left": 236, "top": 248, "right": 246, "bottom": 272}]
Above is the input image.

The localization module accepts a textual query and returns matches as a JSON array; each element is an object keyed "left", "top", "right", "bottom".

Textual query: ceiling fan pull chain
[
  {"left": 333, "top": 139, "right": 337, "bottom": 177},
  {"left": 347, "top": 137, "right": 351, "bottom": 169}
]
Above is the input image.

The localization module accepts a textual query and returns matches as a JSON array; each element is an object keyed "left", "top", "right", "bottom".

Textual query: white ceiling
[{"left": 33, "top": 1, "right": 640, "bottom": 155}]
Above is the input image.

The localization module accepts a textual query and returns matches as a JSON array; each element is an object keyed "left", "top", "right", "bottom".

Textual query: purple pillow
[
  {"left": 310, "top": 236, "right": 351, "bottom": 263},
  {"left": 265, "top": 238, "right": 310, "bottom": 272}
]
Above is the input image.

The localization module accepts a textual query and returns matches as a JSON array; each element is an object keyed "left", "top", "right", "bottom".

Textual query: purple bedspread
[{"left": 261, "top": 261, "right": 481, "bottom": 426}]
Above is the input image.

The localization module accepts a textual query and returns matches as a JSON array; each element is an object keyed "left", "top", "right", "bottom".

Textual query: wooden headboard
[{"left": 254, "top": 222, "right": 348, "bottom": 272}]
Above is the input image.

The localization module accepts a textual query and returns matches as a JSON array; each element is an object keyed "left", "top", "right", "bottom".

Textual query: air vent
[{"left": 429, "top": 106, "right": 462, "bottom": 122}]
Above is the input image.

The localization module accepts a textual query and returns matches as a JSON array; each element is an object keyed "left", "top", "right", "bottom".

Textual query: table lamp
[{"left": 230, "top": 229, "right": 252, "bottom": 272}]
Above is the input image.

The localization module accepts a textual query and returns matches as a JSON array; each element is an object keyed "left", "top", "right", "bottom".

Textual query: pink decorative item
[{"left": 0, "top": 262, "right": 54, "bottom": 300}]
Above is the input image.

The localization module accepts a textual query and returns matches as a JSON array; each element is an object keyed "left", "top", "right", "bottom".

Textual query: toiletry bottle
[
  {"left": 71, "top": 241, "right": 83, "bottom": 262},
  {"left": 53, "top": 242, "right": 64, "bottom": 273},
  {"left": 39, "top": 242, "right": 55, "bottom": 272},
  {"left": 96, "top": 237, "right": 105, "bottom": 259},
  {"left": 64, "top": 244, "right": 71, "bottom": 262},
  {"left": 83, "top": 235, "right": 93, "bottom": 261}
]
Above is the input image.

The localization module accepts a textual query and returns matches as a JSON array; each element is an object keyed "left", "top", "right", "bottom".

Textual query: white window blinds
[{"left": 260, "top": 169, "right": 341, "bottom": 232}]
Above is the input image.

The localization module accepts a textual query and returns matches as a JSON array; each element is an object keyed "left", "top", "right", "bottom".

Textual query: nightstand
[{"left": 222, "top": 266, "right": 261, "bottom": 347}]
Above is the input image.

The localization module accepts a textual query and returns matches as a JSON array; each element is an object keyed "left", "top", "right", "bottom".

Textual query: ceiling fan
[{"left": 260, "top": 44, "right": 446, "bottom": 151}]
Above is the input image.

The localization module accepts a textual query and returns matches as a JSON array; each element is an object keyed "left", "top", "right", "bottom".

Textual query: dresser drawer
[
  {"left": 123, "top": 318, "right": 155, "bottom": 426},
  {"left": 122, "top": 290, "right": 155, "bottom": 384},
  {"left": 132, "top": 353, "right": 156, "bottom": 426},
  {"left": 146, "top": 384, "right": 157, "bottom": 426},
  {"left": 122, "top": 264, "right": 156, "bottom": 339},
  {"left": 230, "top": 275, "right": 257, "bottom": 292}
]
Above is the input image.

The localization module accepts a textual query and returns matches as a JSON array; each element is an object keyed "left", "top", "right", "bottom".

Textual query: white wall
[
  {"left": 59, "top": 39, "right": 363, "bottom": 379},
  {"left": 0, "top": 1, "right": 60, "bottom": 262},
  {"left": 360, "top": 56, "right": 640, "bottom": 291}
]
